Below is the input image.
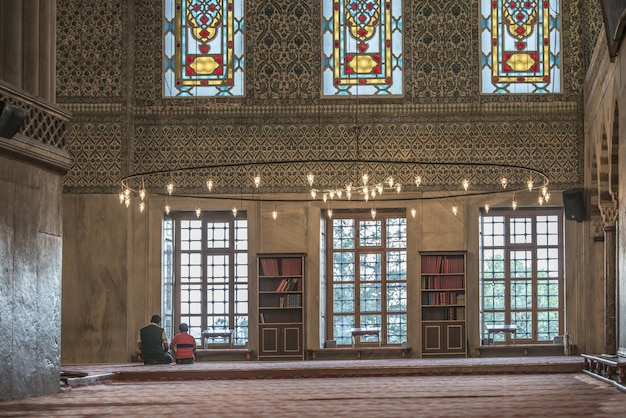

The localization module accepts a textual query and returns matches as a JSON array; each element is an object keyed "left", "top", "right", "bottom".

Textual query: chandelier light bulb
[
  {"left": 124, "top": 188, "right": 131, "bottom": 197},
  {"left": 371, "top": 208, "right": 376, "bottom": 219},
  {"left": 512, "top": 198, "right": 518, "bottom": 210},
  {"left": 541, "top": 185, "right": 548, "bottom": 197},
  {"left": 327, "top": 209, "right": 333, "bottom": 219},
  {"left": 272, "top": 208, "right": 278, "bottom": 220},
  {"left": 371, "top": 189, "right": 377, "bottom": 199},
  {"left": 118, "top": 191, "right": 125, "bottom": 204},
  {"left": 329, "top": 190, "right": 335, "bottom": 200},
  {"left": 411, "top": 207, "right": 416, "bottom": 218},
  {"left": 310, "top": 189, "right": 317, "bottom": 199},
  {"left": 364, "top": 193, "right": 369, "bottom": 202},
  {"left": 362, "top": 173, "right": 369, "bottom": 186},
  {"left": 484, "top": 203, "right": 490, "bottom": 214},
  {"left": 165, "top": 203, "right": 171, "bottom": 215},
  {"left": 346, "top": 190, "right": 352, "bottom": 200},
  {"left": 377, "top": 184, "right": 383, "bottom": 195},
  {"left": 254, "top": 174, "right": 261, "bottom": 188},
  {"left": 462, "top": 179, "right": 469, "bottom": 191},
  {"left": 362, "top": 185, "right": 368, "bottom": 196},
  {"left": 501, "top": 177, "right": 508, "bottom": 189},
  {"left": 124, "top": 197, "right": 131, "bottom": 208},
  {"left": 206, "top": 179, "right": 214, "bottom": 191},
  {"left": 452, "top": 205, "right": 458, "bottom": 216},
  {"left": 538, "top": 195, "right": 544, "bottom": 206},
  {"left": 323, "top": 193, "right": 328, "bottom": 203},
  {"left": 346, "top": 183, "right": 353, "bottom": 193},
  {"left": 139, "top": 188, "right": 146, "bottom": 201},
  {"left": 166, "top": 182, "right": 174, "bottom": 195},
  {"left": 396, "top": 183, "right": 402, "bottom": 193},
  {"left": 139, "top": 201, "right": 145, "bottom": 213},
  {"left": 336, "top": 189, "right": 343, "bottom": 199},
  {"left": 307, "top": 173, "right": 314, "bottom": 186},
  {"left": 388, "top": 177, "right": 394, "bottom": 188},
  {"left": 544, "top": 191, "right": 551, "bottom": 202},
  {"left": 415, "top": 176, "right": 422, "bottom": 187},
  {"left": 232, "top": 207, "right": 237, "bottom": 218},
  {"left": 195, "top": 206, "right": 201, "bottom": 218},
  {"left": 527, "top": 179, "right": 534, "bottom": 191}
]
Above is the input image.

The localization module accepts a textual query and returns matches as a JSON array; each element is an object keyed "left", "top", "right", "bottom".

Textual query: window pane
[
  {"left": 207, "top": 222, "right": 229, "bottom": 248},
  {"left": 386, "top": 282, "right": 407, "bottom": 312},
  {"left": 482, "top": 249, "right": 506, "bottom": 279},
  {"left": 359, "top": 220, "right": 381, "bottom": 247},
  {"left": 333, "top": 284, "right": 355, "bottom": 313},
  {"left": 387, "top": 314, "right": 407, "bottom": 344},
  {"left": 482, "top": 216, "right": 506, "bottom": 247},
  {"left": 511, "top": 280, "right": 532, "bottom": 310},
  {"left": 387, "top": 251, "right": 406, "bottom": 282},
  {"left": 359, "top": 253, "right": 381, "bottom": 282},
  {"left": 333, "top": 219, "right": 355, "bottom": 249},
  {"left": 537, "top": 280, "right": 559, "bottom": 309},
  {"left": 207, "top": 284, "right": 229, "bottom": 314},
  {"left": 235, "top": 220, "right": 248, "bottom": 250},
  {"left": 207, "top": 255, "right": 229, "bottom": 283},
  {"left": 537, "top": 311, "right": 559, "bottom": 341},
  {"left": 386, "top": 218, "right": 407, "bottom": 248},
  {"left": 511, "top": 311, "right": 532, "bottom": 339},
  {"left": 483, "top": 280, "right": 506, "bottom": 310},
  {"left": 510, "top": 250, "right": 532, "bottom": 278},
  {"left": 333, "top": 315, "right": 355, "bottom": 345},
  {"left": 360, "top": 282, "right": 382, "bottom": 312},
  {"left": 537, "top": 248, "right": 559, "bottom": 278},
  {"left": 333, "top": 252, "right": 355, "bottom": 281},
  {"left": 510, "top": 218, "right": 532, "bottom": 244}
]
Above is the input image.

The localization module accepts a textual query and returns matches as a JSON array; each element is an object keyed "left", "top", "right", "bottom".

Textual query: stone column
[
  {"left": 600, "top": 204, "right": 618, "bottom": 354},
  {"left": 0, "top": 0, "right": 56, "bottom": 102}
]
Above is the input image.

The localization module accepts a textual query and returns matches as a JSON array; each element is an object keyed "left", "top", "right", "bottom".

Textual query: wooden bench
[
  {"left": 202, "top": 329, "right": 234, "bottom": 349},
  {"left": 350, "top": 328, "right": 381, "bottom": 347},
  {"left": 486, "top": 325, "right": 517, "bottom": 345}
]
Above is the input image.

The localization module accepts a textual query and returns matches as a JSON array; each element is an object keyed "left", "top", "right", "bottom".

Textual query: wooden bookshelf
[
  {"left": 257, "top": 253, "right": 306, "bottom": 360},
  {"left": 420, "top": 252, "right": 467, "bottom": 357}
]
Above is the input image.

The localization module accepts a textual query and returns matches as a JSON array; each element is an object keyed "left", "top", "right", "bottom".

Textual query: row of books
[
  {"left": 279, "top": 294, "right": 301, "bottom": 307},
  {"left": 423, "top": 291, "right": 465, "bottom": 305},
  {"left": 276, "top": 277, "right": 301, "bottom": 291},
  {"left": 260, "top": 257, "right": 302, "bottom": 276},
  {"left": 422, "top": 275, "right": 464, "bottom": 289},
  {"left": 421, "top": 255, "right": 464, "bottom": 274}
]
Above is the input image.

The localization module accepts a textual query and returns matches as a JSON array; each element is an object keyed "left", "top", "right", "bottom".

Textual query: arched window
[
  {"left": 480, "top": 0, "right": 561, "bottom": 94},
  {"left": 164, "top": 0, "right": 244, "bottom": 97},
  {"left": 322, "top": 0, "right": 403, "bottom": 96}
]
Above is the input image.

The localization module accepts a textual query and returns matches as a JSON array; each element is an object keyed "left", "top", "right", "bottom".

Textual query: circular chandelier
[{"left": 118, "top": 158, "right": 552, "bottom": 216}]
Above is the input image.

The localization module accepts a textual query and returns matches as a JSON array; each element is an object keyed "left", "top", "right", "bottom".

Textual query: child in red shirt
[{"left": 170, "top": 323, "right": 197, "bottom": 364}]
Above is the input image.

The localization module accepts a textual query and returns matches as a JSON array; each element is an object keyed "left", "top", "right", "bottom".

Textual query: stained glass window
[
  {"left": 322, "top": 0, "right": 403, "bottom": 96},
  {"left": 480, "top": 0, "right": 561, "bottom": 94},
  {"left": 164, "top": 0, "right": 244, "bottom": 97}
]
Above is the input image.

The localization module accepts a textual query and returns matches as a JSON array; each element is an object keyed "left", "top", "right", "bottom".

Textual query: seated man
[
  {"left": 170, "top": 323, "right": 197, "bottom": 365},
  {"left": 137, "top": 314, "right": 172, "bottom": 365}
]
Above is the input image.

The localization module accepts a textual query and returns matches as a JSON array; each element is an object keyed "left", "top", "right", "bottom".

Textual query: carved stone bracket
[{"left": 599, "top": 202, "right": 619, "bottom": 229}]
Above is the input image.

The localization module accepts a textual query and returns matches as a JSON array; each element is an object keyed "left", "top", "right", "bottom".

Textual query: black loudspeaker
[
  {"left": 562, "top": 188, "right": 586, "bottom": 222},
  {"left": 0, "top": 101, "right": 27, "bottom": 139}
]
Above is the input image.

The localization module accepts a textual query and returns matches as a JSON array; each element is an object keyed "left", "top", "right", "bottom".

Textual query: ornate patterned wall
[{"left": 57, "top": 0, "right": 601, "bottom": 195}]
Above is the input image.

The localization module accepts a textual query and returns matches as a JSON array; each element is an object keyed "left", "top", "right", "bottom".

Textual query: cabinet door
[{"left": 259, "top": 324, "right": 303, "bottom": 358}]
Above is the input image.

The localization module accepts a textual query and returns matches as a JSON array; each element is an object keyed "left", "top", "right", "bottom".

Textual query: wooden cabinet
[
  {"left": 420, "top": 252, "right": 467, "bottom": 357},
  {"left": 257, "top": 253, "right": 305, "bottom": 360}
]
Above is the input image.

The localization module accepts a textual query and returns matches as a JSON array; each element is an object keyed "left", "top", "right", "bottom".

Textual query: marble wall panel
[
  {"left": 0, "top": 154, "right": 62, "bottom": 400},
  {"left": 61, "top": 194, "right": 128, "bottom": 364}
]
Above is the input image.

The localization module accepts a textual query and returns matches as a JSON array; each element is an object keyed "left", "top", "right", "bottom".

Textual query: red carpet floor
[{"left": 0, "top": 357, "right": 623, "bottom": 417}]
